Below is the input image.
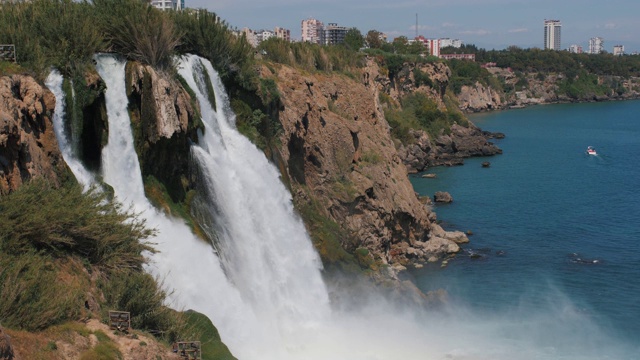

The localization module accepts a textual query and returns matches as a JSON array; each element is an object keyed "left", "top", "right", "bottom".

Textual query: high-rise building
[
  {"left": 301, "top": 18, "right": 324, "bottom": 44},
  {"left": 323, "top": 23, "right": 348, "bottom": 45},
  {"left": 544, "top": 20, "right": 562, "bottom": 50},
  {"left": 613, "top": 45, "right": 624, "bottom": 56},
  {"left": 588, "top": 37, "right": 604, "bottom": 54},
  {"left": 149, "top": 0, "right": 183, "bottom": 11}
]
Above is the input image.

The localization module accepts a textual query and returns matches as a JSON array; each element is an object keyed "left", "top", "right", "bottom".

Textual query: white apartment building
[
  {"left": 568, "top": 44, "right": 583, "bottom": 54},
  {"left": 544, "top": 20, "right": 562, "bottom": 50},
  {"left": 301, "top": 18, "right": 324, "bottom": 44},
  {"left": 589, "top": 37, "right": 604, "bottom": 54},
  {"left": 613, "top": 45, "right": 624, "bottom": 56},
  {"left": 149, "top": 0, "right": 183, "bottom": 11},
  {"left": 439, "top": 38, "right": 462, "bottom": 48}
]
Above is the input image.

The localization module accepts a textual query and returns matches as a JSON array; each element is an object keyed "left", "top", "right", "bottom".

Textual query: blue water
[{"left": 411, "top": 101, "right": 640, "bottom": 355}]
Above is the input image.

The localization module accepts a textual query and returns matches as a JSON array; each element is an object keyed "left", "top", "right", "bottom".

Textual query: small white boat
[{"left": 587, "top": 146, "right": 597, "bottom": 156}]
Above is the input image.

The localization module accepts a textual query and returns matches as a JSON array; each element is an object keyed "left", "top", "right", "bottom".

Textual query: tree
[
  {"left": 366, "top": 30, "right": 383, "bottom": 49},
  {"left": 392, "top": 36, "right": 409, "bottom": 54},
  {"left": 344, "top": 27, "right": 364, "bottom": 50}
]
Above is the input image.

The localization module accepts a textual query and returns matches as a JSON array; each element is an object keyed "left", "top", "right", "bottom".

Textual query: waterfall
[
  {"left": 177, "top": 55, "right": 330, "bottom": 326},
  {"left": 45, "top": 69, "right": 94, "bottom": 190},
  {"left": 93, "top": 54, "right": 261, "bottom": 353},
  {"left": 45, "top": 55, "right": 639, "bottom": 360}
]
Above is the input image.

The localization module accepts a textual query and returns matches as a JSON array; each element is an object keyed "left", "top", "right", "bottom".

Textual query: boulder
[
  {"left": 482, "top": 161, "right": 491, "bottom": 167},
  {"left": 421, "top": 236, "right": 460, "bottom": 255},
  {"left": 434, "top": 191, "right": 453, "bottom": 203}
]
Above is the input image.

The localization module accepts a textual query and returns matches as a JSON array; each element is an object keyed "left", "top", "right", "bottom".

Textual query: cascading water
[
  {"left": 47, "top": 54, "right": 636, "bottom": 360},
  {"left": 45, "top": 70, "right": 94, "bottom": 189},
  {"left": 177, "top": 55, "right": 330, "bottom": 329},
  {"left": 92, "top": 54, "right": 261, "bottom": 354}
]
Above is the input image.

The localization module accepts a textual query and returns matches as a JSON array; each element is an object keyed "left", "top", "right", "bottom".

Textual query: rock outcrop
[
  {"left": 457, "top": 82, "right": 503, "bottom": 112},
  {"left": 268, "top": 59, "right": 462, "bottom": 269},
  {"left": 125, "top": 62, "right": 199, "bottom": 203},
  {"left": 0, "top": 75, "right": 66, "bottom": 194},
  {"left": 434, "top": 191, "right": 453, "bottom": 203},
  {"left": 398, "top": 123, "right": 502, "bottom": 173}
]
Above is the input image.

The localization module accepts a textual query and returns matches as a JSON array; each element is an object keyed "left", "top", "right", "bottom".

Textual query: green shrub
[
  {"left": 0, "top": 252, "right": 85, "bottom": 330},
  {"left": 171, "top": 9, "right": 254, "bottom": 83},
  {"left": 0, "top": 0, "right": 105, "bottom": 77},
  {"left": 0, "top": 180, "right": 154, "bottom": 270},
  {"left": 93, "top": 0, "right": 181, "bottom": 70}
]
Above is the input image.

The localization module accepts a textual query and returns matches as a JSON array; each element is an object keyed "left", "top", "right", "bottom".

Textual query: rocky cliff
[
  {"left": 266, "top": 59, "right": 467, "bottom": 272},
  {"left": 455, "top": 66, "right": 640, "bottom": 113},
  {"left": 0, "top": 75, "right": 66, "bottom": 195}
]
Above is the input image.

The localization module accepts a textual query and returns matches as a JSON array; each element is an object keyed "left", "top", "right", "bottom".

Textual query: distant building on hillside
[
  {"left": 439, "top": 38, "right": 462, "bottom": 48},
  {"left": 568, "top": 44, "right": 583, "bottom": 53},
  {"left": 613, "top": 45, "right": 624, "bottom": 56},
  {"left": 440, "top": 53, "right": 475, "bottom": 61},
  {"left": 240, "top": 28, "right": 258, "bottom": 47},
  {"left": 149, "top": 0, "right": 184, "bottom": 11},
  {"left": 544, "top": 19, "right": 562, "bottom": 50},
  {"left": 301, "top": 18, "right": 324, "bottom": 44},
  {"left": 588, "top": 37, "right": 604, "bottom": 54},
  {"left": 275, "top": 27, "right": 291, "bottom": 42}
]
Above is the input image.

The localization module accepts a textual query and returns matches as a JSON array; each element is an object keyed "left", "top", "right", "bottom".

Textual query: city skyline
[{"left": 188, "top": 0, "right": 640, "bottom": 52}]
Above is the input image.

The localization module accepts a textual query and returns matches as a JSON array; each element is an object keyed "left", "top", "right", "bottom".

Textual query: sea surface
[{"left": 410, "top": 100, "right": 640, "bottom": 355}]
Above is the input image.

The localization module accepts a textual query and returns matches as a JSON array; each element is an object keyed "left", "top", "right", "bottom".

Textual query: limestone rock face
[
  {"left": 127, "top": 63, "right": 192, "bottom": 142},
  {"left": 269, "top": 60, "right": 458, "bottom": 266},
  {"left": 457, "top": 82, "right": 502, "bottom": 112},
  {"left": 0, "top": 75, "right": 65, "bottom": 195},
  {"left": 126, "top": 63, "right": 198, "bottom": 202}
]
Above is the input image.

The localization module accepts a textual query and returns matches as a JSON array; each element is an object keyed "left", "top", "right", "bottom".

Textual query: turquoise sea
[{"left": 411, "top": 101, "right": 640, "bottom": 356}]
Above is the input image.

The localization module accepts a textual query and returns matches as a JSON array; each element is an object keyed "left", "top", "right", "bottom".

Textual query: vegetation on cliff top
[{"left": 0, "top": 0, "right": 253, "bottom": 83}]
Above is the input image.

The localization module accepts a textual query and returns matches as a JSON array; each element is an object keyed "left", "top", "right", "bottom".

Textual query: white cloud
[
  {"left": 410, "top": 25, "right": 437, "bottom": 32},
  {"left": 604, "top": 23, "right": 617, "bottom": 29},
  {"left": 442, "top": 22, "right": 458, "bottom": 28},
  {"left": 508, "top": 28, "right": 528, "bottom": 33},
  {"left": 459, "top": 29, "right": 491, "bottom": 36}
]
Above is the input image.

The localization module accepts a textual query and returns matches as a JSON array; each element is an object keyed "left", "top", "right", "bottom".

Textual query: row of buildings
[{"left": 544, "top": 19, "right": 627, "bottom": 55}]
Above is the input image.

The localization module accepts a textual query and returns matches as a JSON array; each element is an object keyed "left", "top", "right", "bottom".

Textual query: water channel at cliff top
[{"left": 411, "top": 100, "right": 640, "bottom": 355}]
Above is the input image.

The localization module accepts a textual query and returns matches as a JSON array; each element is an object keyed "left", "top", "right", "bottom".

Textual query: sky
[{"left": 188, "top": 0, "right": 640, "bottom": 53}]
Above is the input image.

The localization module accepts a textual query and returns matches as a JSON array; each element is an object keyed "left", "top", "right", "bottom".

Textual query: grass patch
[
  {"left": 180, "top": 310, "right": 237, "bottom": 360},
  {"left": 79, "top": 342, "right": 123, "bottom": 360}
]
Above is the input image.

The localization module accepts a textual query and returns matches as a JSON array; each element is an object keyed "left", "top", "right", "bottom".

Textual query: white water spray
[
  {"left": 47, "top": 53, "right": 635, "bottom": 360},
  {"left": 45, "top": 69, "right": 94, "bottom": 189},
  {"left": 93, "top": 54, "right": 259, "bottom": 350},
  {"left": 178, "top": 55, "right": 330, "bottom": 327}
]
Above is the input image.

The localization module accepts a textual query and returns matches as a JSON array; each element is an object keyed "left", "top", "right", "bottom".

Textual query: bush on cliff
[
  {"left": 385, "top": 92, "right": 468, "bottom": 143},
  {"left": 93, "top": 0, "right": 181, "bottom": 70},
  {"left": 0, "top": 0, "right": 105, "bottom": 77},
  {"left": 258, "top": 38, "right": 366, "bottom": 73},
  {"left": 0, "top": 180, "right": 184, "bottom": 339}
]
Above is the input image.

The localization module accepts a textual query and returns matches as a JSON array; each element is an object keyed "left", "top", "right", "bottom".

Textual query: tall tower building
[
  {"left": 544, "top": 20, "right": 562, "bottom": 50},
  {"left": 589, "top": 37, "right": 604, "bottom": 54}
]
